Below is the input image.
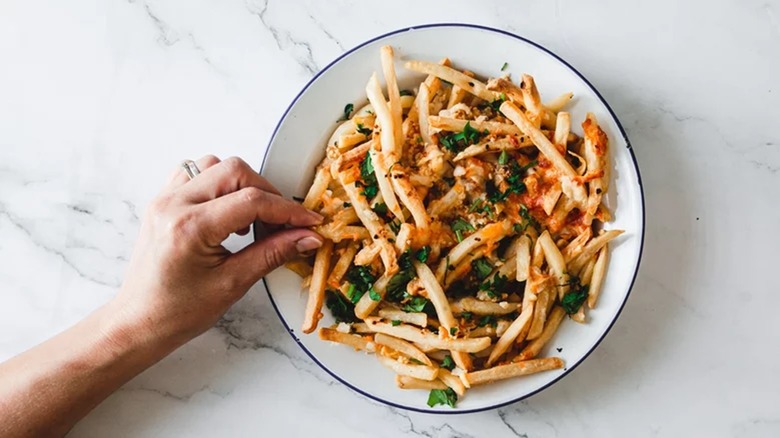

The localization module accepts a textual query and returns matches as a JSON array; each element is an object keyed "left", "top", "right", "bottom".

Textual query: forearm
[{"left": 0, "top": 299, "right": 182, "bottom": 437}]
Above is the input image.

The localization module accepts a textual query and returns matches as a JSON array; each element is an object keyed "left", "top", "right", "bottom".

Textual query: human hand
[{"left": 114, "top": 156, "right": 323, "bottom": 345}]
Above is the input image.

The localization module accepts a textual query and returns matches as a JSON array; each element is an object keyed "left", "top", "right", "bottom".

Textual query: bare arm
[{"left": 0, "top": 156, "right": 324, "bottom": 437}]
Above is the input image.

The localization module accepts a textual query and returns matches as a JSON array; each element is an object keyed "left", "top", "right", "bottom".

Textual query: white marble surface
[{"left": 1, "top": 0, "right": 779, "bottom": 436}]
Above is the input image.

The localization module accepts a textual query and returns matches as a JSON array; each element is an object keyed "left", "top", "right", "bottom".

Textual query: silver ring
[{"left": 181, "top": 160, "right": 201, "bottom": 180}]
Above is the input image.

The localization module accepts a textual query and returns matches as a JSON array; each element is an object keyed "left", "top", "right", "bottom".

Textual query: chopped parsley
[
  {"left": 471, "top": 258, "right": 493, "bottom": 281},
  {"left": 369, "top": 287, "right": 381, "bottom": 301},
  {"left": 439, "top": 122, "right": 488, "bottom": 153},
  {"left": 388, "top": 219, "right": 402, "bottom": 234},
  {"left": 403, "top": 296, "right": 431, "bottom": 313},
  {"left": 478, "top": 315, "right": 498, "bottom": 328},
  {"left": 460, "top": 311, "right": 473, "bottom": 321},
  {"left": 391, "top": 319, "right": 401, "bottom": 326},
  {"left": 441, "top": 355, "right": 455, "bottom": 371},
  {"left": 451, "top": 218, "right": 475, "bottom": 242},
  {"left": 341, "top": 103, "right": 354, "bottom": 121},
  {"left": 518, "top": 204, "right": 540, "bottom": 232},
  {"left": 486, "top": 159, "right": 537, "bottom": 204},
  {"left": 356, "top": 123, "right": 372, "bottom": 136},
  {"left": 498, "top": 150, "right": 510, "bottom": 165},
  {"left": 427, "top": 388, "right": 458, "bottom": 408},
  {"left": 342, "top": 202, "right": 352, "bottom": 208},
  {"left": 325, "top": 290, "right": 358, "bottom": 323},
  {"left": 501, "top": 62, "right": 509, "bottom": 71},
  {"left": 345, "top": 266, "right": 376, "bottom": 303},
  {"left": 480, "top": 273, "right": 508, "bottom": 299},
  {"left": 415, "top": 246, "right": 430, "bottom": 263},
  {"left": 386, "top": 251, "right": 416, "bottom": 302},
  {"left": 371, "top": 202, "right": 388, "bottom": 217},
  {"left": 562, "top": 281, "right": 589, "bottom": 314},
  {"left": 468, "top": 198, "right": 494, "bottom": 219},
  {"left": 449, "top": 327, "right": 458, "bottom": 336},
  {"left": 358, "top": 153, "right": 379, "bottom": 199}
]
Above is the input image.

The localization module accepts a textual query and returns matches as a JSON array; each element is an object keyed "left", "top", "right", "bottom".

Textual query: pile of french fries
[{"left": 285, "top": 45, "right": 623, "bottom": 407}]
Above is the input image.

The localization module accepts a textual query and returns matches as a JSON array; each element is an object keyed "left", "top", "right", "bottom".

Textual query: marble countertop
[{"left": 2, "top": 0, "right": 779, "bottom": 436}]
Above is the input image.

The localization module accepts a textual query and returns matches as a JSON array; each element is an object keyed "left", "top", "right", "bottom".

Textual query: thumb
[{"left": 228, "top": 228, "right": 323, "bottom": 287}]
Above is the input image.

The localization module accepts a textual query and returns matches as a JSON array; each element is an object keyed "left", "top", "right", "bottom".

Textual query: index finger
[
  {"left": 198, "top": 186, "right": 323, "bottom": 246},
  {"left": 178, "top": 156, "right": 282, "bottom": 202}
]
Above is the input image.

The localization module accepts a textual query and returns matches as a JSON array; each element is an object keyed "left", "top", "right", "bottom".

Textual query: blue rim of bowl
[{"left": 259, "top": 22, "right": 646, "bottom": 414}]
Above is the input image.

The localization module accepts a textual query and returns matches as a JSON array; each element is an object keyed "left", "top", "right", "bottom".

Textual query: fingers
[
  {"left": 177, "top": 157, "right": 281, "bottom": 203},
  {"left": 166, "top": 155, "right": 222, "bottom": 190},
  {"left": 226, "top": 228, "right": 324, "bottom": 287},
  {"left": 199, "top": 186, "right": 324, "bottom": 245}
]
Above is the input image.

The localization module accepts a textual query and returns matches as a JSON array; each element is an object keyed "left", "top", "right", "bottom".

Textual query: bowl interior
[{"left": 260, "top": 24, "right": 644, "bottom": 413}]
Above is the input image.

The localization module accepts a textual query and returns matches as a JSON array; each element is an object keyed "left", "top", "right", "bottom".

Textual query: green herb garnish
[
  {"left": 471, "top": 258, "right": 493, "bottom": 281},
  {"left": 427, "top": 388, "right": 458, "bottom": 408},
  {"left": 441, "top": 355, "right": 455, "bottom": 371},
  {"left": 356, "top": 123, "right": 372, "bottom": 136},
  {"left": 391, "top": 320, "right": 401, "bottom": 326},
  {"left": 451, "top": 218, "right": 475, "bottom": 242},
  {"left": 478, "top": 315, "right": 498, "bottom": 328},
  {"left": 415, "top": 246, "right": 430, "bottom": 263},
  {"left": 325, "top": 290, "right": 358, "bottom": 323},
  {"left": 439, "top": 122, "right": 488, "bottom": 153},
  {"left": 562, "top": 282, "right": 589, "bottom": 315},
  {"left": 342, "top": 103, "right": 354, "bottom": 120},
  {"left": 501, "top": 62, "right": 509, "bottom": 71},
  {"left": 403, "top": 296, "right": 431, "bottom": 313}
]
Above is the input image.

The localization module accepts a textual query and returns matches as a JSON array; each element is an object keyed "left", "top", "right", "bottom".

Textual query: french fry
[
  {"left": 435, "top": 221, "right": 511, "bottom": 282},
  {"left": 527, "top": 287, "right": 550, "bottom": 340},
  {"left": 468, "top": 319, "right": 511, "bottom": 338},
  {"left": 377, "top": 355, "right": 439, "bottom": 381},
  {"left": 538, "top": 231, "right": 569, "bottom": 300},
  {"left": 520, "top": 74, "right": 544, "bottom": 127},
  {"left": 568, "top": 229, "right": 623, "bottom": 273},
  {"left": 339, "top": 173, "right": 399, "bottom": 275},
  {"left": 404, "top": 60, "right": 499, "bottom": 101},
  {"left": 587, "top": 245, "right": 609, "bottom": 308},
  {"left": 369, "top": 147, "right": 404, "bottom": 221},
  {"left": 453, "top": 137, "right": 534, "bottom": 161},
  {"left": 396, "top": 375, "right": 448, "bottom": 390},
  {"left": 414, "top": 261, "right": 457, "bottom": 329},
  {"left": 365, "top": 73, "right": 397, "bottom": 156},
  {"left": 466, "top": 357, "right": 564, "bottom": 385},
  {"left": 374, "top": 333, "right": 432, "bottom": 366},
  {"left": 515, "top": 235, "right": 531, "bottom": 282},
  {"left": 581, "top": 113, "right": 609, "bottom": 225},
  {"left": 354, "top": 241, "right": 381, "bottom": 266},
  {"left": 486, "top": 304, "right": 534, "bottom": 366},
  {"left": 285, "top": 259, "right": 313, "bottom": 278},
  {"left": 364, "top": 318, "right": 491, "bottom": 353},
  {"left": 319, "top": 327, "right": 375, "bottom": 352},
  {"left": 450, "top": 297, "right": 520, "bottom": 316},
  {"left": 417, "top": 82, "right": 433, "bottom": 145},
  {"left": 378, "top": 308, "right": 427, "bottom": 327},
  {"left": 545, "top": 92, "right": 574, "bottom": 113},
  {"left": 438, "top": 369, "right": 466, "bottom": 396},
  {"left": 429, "top": 116, "right": 524, "bottom": 137},
  {"left": 302, "top": 240, "right": 334, "bottom": 334},
  {"left": 312, "top": 223, "right": 371, "bottom": 243},
  {"left": 562, "top": 228, "right": 592, "bottom": 262},
  {"left": 354, "top": 275, "right": 391, "bottom": 319},
  {"left": 515, "top": 306, "right": 565, "bottom": 361},
  {"left": 327, "top": 242, "right": 360, "bottom": 288},
  {"left": 380, "top": 46, "right": 404, "bottom": 155},
  {"left": 428, "top": 182, "right": 465, "bottom": 217},
  {"left": 389, "top": 165, "right": 430, "bottom": 232},
  {"left": 302, "top": 166, "right": 331, "bottom": 211}
]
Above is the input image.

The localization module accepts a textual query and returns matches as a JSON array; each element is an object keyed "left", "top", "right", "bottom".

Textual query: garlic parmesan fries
[{"left": 290, "top": 46, "right": 623, "bottom": 408}]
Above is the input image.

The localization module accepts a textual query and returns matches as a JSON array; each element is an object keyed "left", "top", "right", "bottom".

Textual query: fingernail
[
  {"left": 296, "top": 236, "right": 323, "bottom": 253},
  {"left": 307, "top": 210, "right": 325, "bottom": 224}
]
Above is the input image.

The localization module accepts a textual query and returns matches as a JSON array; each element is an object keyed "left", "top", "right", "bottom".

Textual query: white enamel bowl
[{"left": 260, "top": 24, "right": 645, "bottom": 413}]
